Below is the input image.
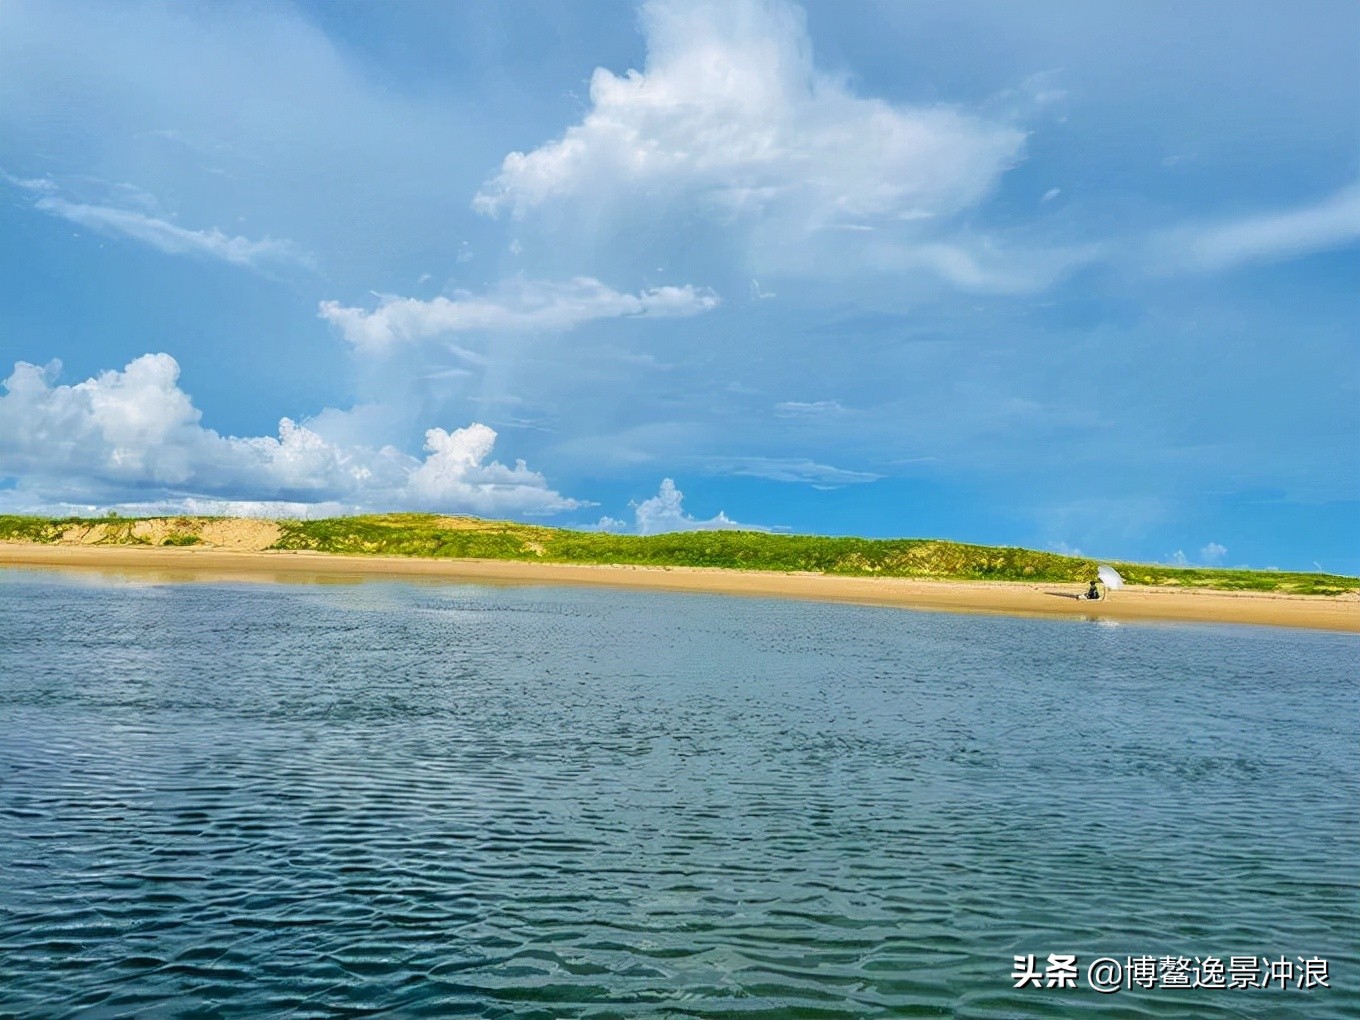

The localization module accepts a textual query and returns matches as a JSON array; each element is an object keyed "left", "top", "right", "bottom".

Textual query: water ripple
[{"left": 0, "top": 572, "right": 1356, "bottom": 1017}]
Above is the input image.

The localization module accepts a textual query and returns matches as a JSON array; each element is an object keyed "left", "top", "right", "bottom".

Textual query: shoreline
[{"left": 1, "top": 542, "right": 1356, "bottom": 633}]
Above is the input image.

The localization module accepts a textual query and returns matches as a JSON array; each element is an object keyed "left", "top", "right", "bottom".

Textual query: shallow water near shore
[{"left": 1, "top": 570, "right": 1356, "bottom": 1018}]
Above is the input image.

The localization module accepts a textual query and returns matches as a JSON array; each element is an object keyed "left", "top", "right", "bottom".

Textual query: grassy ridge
[
  {"left": 274, "top": 514, "right": 1090, "bottom": 579},
  {"left": 1, "top": 512, "right": 1354, "bottom": 596}
]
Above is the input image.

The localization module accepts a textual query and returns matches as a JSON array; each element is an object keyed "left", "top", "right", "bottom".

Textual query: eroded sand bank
[{"left": 2, "top": 543, "right": 1357, "bottom": 633}]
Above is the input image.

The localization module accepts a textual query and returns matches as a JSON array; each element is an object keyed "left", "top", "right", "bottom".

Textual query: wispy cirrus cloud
[
  {"left": 774, "top": 400, "right": 845, "bottom": 418},
  {"left": 319, "top": 277, "right": 720, "bottom": 352},
  {"left": 0, "top": 170, "right": 57, "bottom": 195},
  {"left": 34, "top": 196, "right": 311, "bottom": 270},
  {"left": 1153, "top": 182, "right": 1360, "bottom": 273},
  {"left": 702, "top": 456, "right": 879, "bottom": 487},
  {"left": 2, "top": 172, "right": 311, "bottom": 272}
]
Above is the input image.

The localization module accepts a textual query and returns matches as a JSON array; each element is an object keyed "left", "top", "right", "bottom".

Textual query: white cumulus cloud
[
  {"left": 319, "top": 277, "right": 720, "bottom": 352},
  {"left": 473, "top": 0, "right": 1024, "bottom": 232},
  {"left": 0, "top": 354, "right": 579, "bottom": 516},
  {"left": 1200, "top": 541, "right": 1228, "bottom": 565},
  {"left": 632, "top": 478, "right": 752, "bottom": 535},
  {"left": 1169, "top": 543, "right": 1229, "bottom": 567}
]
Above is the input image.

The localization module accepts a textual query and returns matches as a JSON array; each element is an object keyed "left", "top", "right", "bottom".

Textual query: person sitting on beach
[{"left": 1086, "top": 580, "right": 1100, "bottom": 600}]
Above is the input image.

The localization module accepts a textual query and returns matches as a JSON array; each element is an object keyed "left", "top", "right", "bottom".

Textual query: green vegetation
[
  {"left": 1, "top": 512, "right": 1355, "bottom": 596},
  {"left": 0, "top": 516, "right": 62, "bottom": 544}
]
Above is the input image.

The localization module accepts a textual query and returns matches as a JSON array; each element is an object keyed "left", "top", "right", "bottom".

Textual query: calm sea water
[{"left": 0, "top": 569, "right": 1356, "bottom": 1019}]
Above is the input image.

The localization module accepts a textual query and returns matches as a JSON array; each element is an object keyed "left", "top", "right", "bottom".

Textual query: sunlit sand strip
[{"left": 2, "top": 543, "right": 1357, "bottom": 633}]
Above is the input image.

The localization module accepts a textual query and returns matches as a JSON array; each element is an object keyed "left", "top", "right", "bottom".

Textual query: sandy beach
[{"left": 2, "top": 542, "right": 1356, "bottom": 633}]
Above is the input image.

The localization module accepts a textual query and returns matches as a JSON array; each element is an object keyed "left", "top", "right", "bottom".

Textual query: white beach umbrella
[{"left": 1098, "top": 564, "right": 1125, "bottom": 591}]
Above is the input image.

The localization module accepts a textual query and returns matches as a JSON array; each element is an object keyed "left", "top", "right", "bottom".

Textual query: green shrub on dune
[{"left": 0, "top": 517, "right": 77, "bottom": 543}]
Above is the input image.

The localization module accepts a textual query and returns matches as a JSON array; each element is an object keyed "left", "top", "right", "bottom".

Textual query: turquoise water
[{"left": 0, "top": 570, "right": 1356, "bottom": 1018}]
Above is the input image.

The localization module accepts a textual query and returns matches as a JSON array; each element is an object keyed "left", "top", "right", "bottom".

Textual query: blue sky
[{"left": 1, "top": 0, "right": 1357, "bottom": 572}]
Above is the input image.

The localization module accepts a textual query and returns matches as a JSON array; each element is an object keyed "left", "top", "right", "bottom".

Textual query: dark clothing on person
[{"left": 1086, "top": 582, "right": 1100, "bottom": 600}]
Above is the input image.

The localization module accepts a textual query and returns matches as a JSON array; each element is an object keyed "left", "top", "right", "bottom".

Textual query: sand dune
[{"left": 2, "top": 542, "right": 1356, "bottom": 633}]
